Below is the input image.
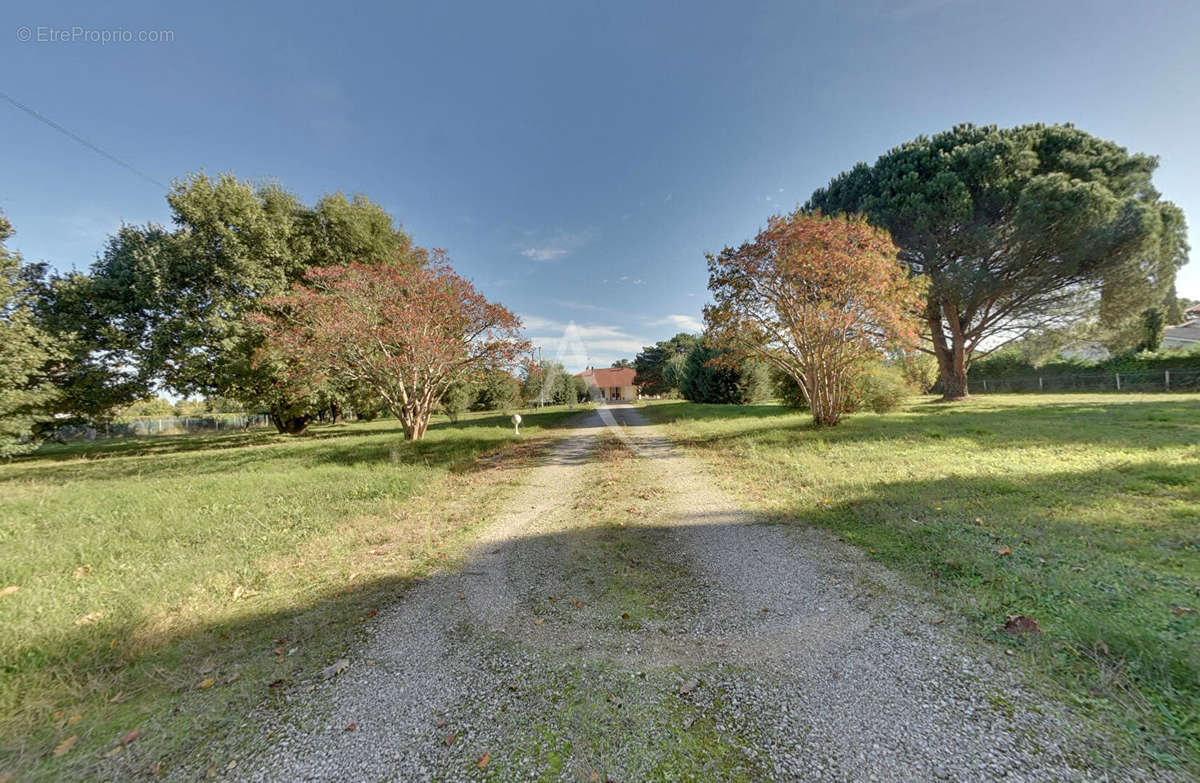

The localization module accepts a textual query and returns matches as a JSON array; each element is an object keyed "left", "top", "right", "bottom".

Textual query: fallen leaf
[
  {"left": 344, "top": 722, "right": 357, "bottom": 732},
  {"left": 53, "top": 736, "right": 78, "bottom": 757},
  {"left": 608, "top": 695, "right": 623, "bottom": 708},
  {"left": 573, "top": 599, "right": 584, "bottom": 608},
  {"left": 995, "top": 546, "right": 1011, "bottom": 556},
  {"left": 322, "top": 658, "right": 349, "bottom": 679},
  {"left": 679, "top": 679, "right": 699, "bottom": 695},
  {"left": 760, "top": 606, "right": 769, "bottom": 613},
  {"left": 121, "top": 730, "right": 139, "bottom": 745},
  {"left": 476, "top": 752, "right": 490, "bottom": 769},
  {"left": 444, "top": 732, "right": 456, "bottom": 745},
  {"left": 274, "top": 646, "right": 286, "bottom": 656},
  {"left": 73, "top": 566, "right": 91, "bottom": 579},
  {"left": 435, "top": 718, "right": 447, "bottom": 727},
  {"left": 105, "top": 745, "right": 124, "bottom": 758},
  {"left": 197, "top": 677, "right": 216, "bottom": 690},
  {"left": 590, "top": 770, "right": 600, "bottom": 783},
  {"left": 1170, "top": 606, "right": 1196, "bottom": 616},
  {"left": 65, "top": 713, "right": 82, "bottom": 726},
  {"left": 0, "top": 585, "right": 19, "bottom": 598},
  {"left": 74, "top": 610, "right": 106, "bottom": 626},
  {"left": 1003, "top": 615, "right": 1041, "bottom": 636},
  {"left": 620, "top": 612, "right": 630, "bottom": 620},
  {"left": 268, "top": 679, "right": 285, "bottom": 688},
  {"left": 534, "top": 618, "right": 544, "bottom": 625}
]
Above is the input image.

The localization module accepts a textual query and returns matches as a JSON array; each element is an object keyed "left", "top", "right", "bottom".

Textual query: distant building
[
  {"left": 574, "top": 366, "right": 639, "bottom": 401},
  {"left": 1184, "top": 303, "right": 1200, "bottom": 322},
  {"left": 1163, "top": 320, "right": 1200, "bottom": 350}
]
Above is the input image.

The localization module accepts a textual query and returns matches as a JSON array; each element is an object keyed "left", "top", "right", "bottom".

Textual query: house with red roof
[{"left": 574, "top": 366, "right": 639, "bottom": 401}]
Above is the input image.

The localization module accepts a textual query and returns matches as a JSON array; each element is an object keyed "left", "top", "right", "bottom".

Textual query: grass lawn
[
  {"left": 639, "top": 393, "right": 1200, "bottom": 773},
  {"left": 0, "top": 405, "right": 585, "bottom": 781}
]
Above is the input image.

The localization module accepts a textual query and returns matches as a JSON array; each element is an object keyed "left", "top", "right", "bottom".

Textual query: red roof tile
[{"left": 574, "top": 367, "right": 637, "bottom": 386}]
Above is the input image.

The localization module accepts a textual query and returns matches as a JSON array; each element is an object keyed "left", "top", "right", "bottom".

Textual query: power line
[{"left": 0, "top": 90, "right": 168, "bottom": 190}]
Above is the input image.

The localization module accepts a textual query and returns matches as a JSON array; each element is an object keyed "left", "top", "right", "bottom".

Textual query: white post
[
  {"left": 982, "top": 379, "right": 988, "bottom": 392},
  {"left": 1038, "top": 376, "right": 1043, "bottom": 392},
  {"left": 1165, "top": 370, "right": 1171, "bottom": 391},
  {"left": 1115, "top": 373, "right": 1121, "bottom": 391}
]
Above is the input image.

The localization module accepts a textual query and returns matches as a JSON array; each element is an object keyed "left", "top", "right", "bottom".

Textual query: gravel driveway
[{"left": 239, "top": 405, "right": 1166, "bottom": 782}]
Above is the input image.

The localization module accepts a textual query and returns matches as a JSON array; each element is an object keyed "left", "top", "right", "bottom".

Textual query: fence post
[
  {"left": 982, "top": 379, "right": 988, "bottom": 393},
  {"left": 1165, "top": 370, "right": 1170, "bottom": 392},
  {"left": 1038, "top": 376, "right": 1043, "bottom": 392},
  {"left": 1115, "top": 373, "right": 1121, "bottom": 391}
]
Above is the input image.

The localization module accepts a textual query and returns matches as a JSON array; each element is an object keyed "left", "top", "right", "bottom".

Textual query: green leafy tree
[
  {"left": 808, "top": 123, "right": 1188, "bottom": 399},
  {"left": 0, "top": 217, "right": 63, "bottom": 455},
  {"left": 634, "top": 333, "right": 700, "bottom": 396},
  {"left": 472, "top": 369, "right": 521, "bottom": 411},
  {"left": 28, "top": 227, "right": 167, "bottom": 422},
  {"left": 441, "top": 380, "right": 474, "bottom": 423},
  {"left": 679, "top": 343, "right": 769, "bottom": 404},
  {"left": 610, "top": 358, "right": 633, "bottom": 369},
  {"left": 521, "top": 360, "right": 574, "bottom": 405},
  {"left": 118, "top": 397, "right": 176, "bottom": 418}
]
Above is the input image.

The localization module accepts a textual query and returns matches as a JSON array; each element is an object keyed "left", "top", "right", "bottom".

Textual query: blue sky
[{"left": 3, "top": 0, "right": 1199, "bottom": 370}]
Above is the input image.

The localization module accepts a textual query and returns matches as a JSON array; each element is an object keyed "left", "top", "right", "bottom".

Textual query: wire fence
[
  {"left": 969, "top": 368, "right": 1200, "bottom": 394},
  {"left": 54, "top": 413, "right": 272, "bottom": 441}
]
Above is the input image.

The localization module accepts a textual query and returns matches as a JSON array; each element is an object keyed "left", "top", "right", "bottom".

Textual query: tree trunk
[
  {"left": 930, "top": 311, "right": 970, "bottom": 401},
  {"left": 269, "top": 410, "right": 312, "bottom": 435},
  {"left": 939, "top": 359, "right": 969, "bottom": 400}
]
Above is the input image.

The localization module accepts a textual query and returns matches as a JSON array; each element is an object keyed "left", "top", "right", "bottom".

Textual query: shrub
[
  {"left": 680, "top": 344, "right": 770, "bottom": 404},
  {"left": 848, "top": 364, "right": 913, "bottom": 413}
]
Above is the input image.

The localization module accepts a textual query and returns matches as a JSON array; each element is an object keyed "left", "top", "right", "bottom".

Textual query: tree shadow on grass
[
  {"left": 7, "top": 458, "right": 1198, "bottom": 780},
  {"left": 1, "top": 409, "right": 591, "bottom": 485}
]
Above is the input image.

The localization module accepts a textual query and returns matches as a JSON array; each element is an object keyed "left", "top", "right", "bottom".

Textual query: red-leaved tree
[
  {"left": 258, "top": 254, "right": 529, "bottom": 440},
  {"left": 705, "top": 212, "right": 926, "bottom": 426}
]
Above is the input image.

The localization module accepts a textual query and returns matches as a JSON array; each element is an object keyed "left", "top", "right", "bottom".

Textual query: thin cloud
[
  {"left": 648, "top": 314, "right": 704, "bottom": 333},
  {"left": 521, "top": 247, "right": 569, "bottom": 261},
  {"left": 519, "top": 314, "right": 648, "bottom": 371},
  {"left": 517, "top": 228, "right": 596, "bottom": 263}
]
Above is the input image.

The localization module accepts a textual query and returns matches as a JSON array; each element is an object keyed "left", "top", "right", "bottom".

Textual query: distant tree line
[{"left": 0, "top": 172, "right": 529, "bottom": 452}]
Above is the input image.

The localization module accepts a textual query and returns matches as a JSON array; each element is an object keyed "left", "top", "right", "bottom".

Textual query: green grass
[
  {"left": 0, "top": 405, "right": 586, "bottom": 780},
  {"left": 638, "top": 394, "right": 1200, "bottom": 773}
]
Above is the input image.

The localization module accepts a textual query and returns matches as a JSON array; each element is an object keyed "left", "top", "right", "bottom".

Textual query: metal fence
[
  {"left": 55, "top": 414, "right": 272, "bottom": 440},
  {"left": 971, "top": 368, "right": 1200, "bottom": 394}
]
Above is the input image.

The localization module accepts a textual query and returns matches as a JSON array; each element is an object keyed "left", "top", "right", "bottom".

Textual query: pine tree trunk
[{"left": 930, "top": 312, "right": 970, "bottom": 401}]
